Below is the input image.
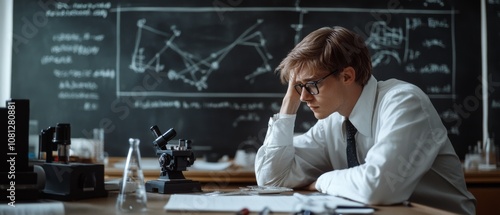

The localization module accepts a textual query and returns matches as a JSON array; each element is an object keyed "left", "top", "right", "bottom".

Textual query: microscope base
[
  {"left": 41, "top": 163, "right": 107, "bottom": 201},
  {"left": 145, "top": 179, "right": 202, "bottom": 194}
]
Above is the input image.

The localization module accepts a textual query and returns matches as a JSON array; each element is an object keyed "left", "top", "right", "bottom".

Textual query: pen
[
  {"left": 259, "top": 206, "right": 272, "bottom": 215},
  {"left": 336, "top": 205, "right": 373, "bottom": 209}
]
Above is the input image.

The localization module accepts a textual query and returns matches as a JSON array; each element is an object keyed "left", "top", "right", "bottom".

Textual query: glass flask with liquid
[{"left": 116, "top": 138, "right": 147, "bottom": 213}]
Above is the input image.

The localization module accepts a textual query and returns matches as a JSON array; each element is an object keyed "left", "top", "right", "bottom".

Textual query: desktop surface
[{"left": 62, "top": 186, "right": 454, "bottom": 215}]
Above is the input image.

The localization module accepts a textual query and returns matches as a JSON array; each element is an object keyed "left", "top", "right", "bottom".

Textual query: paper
[
  {"left": 114, "top": 158, "right": 232, "bottom": 171},
  {"left": 205, "top": 186, "right": 293, "bottom": 196},
  {"left": 113, "top": 158, "right": 159, "bottom": 170},
  {"left": 0, "top": 202, "right": 65, "bottom": 215},
  {"left": 164, "top": 193, "right": 369, "bottom": 213},
  {"left": 189, "top": 160, "right": 232, "bottom": 170},
  {"left": 104, "top": 178, "right": 121, "bottom": 191}
]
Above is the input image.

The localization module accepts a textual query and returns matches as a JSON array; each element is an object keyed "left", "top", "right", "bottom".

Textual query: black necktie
[{"left": 345, "top": 119, "right": 360, "bottom": 168}]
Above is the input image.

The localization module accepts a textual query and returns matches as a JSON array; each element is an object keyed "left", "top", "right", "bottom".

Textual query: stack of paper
[{"left": 164, "top": 193, "right": 374, "bottom": 214}]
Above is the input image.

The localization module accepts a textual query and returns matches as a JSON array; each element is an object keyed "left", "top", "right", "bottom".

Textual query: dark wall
[
  {"left": 12, "top": 0, "right": 486, "bottom": 159},
  {"left": 487, "top": 1, "right": 500, "bottom": 146}
]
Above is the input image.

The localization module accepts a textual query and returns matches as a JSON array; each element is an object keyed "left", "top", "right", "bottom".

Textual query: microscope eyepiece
[
  {"left": 150, "top": 125, "right": 176, "bottom": 150},
  {"left": 53, "top": 123, "right": 71, "bottom": 145}
]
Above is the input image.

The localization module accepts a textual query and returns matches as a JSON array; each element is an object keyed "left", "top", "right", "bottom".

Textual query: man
[{"left": 254, "top": 26, "right": 476, "bottom": 214}]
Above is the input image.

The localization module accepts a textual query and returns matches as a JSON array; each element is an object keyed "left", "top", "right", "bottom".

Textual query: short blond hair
[{"left": 276, "top": 26, "right": 372, "bottom": 86}]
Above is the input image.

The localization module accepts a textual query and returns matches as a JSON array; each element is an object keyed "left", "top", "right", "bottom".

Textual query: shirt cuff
[
  {"left": 315, "top": 171, "right": 330, "bottom": 193},
  {"left": 265, "top": 113, "right": 296, "bottom": 147},
  {"left": 272, "top": 113, "right": 296, "bottom": 121}
]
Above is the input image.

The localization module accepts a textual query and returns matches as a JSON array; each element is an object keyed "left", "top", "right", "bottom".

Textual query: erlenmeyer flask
[{"left": 116, "top": 138, "right": 147, "bottom": 213}]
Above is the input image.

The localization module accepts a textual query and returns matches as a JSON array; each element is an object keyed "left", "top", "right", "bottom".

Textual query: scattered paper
[
  {"left": 113, "top": 158, "right": 159, "bottom": 170},
  {"left": 189, "top": 160, "right": 232, "bottom": 170},
  {"left": 164, "top": 193, "right": 369, "bottom": 213}
]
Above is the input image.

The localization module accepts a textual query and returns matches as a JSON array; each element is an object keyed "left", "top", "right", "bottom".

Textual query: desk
[
  {"left": 63, "top": 187, "right": 454, "bottom": 215},
  {"left": 464, "top": 169, "right": 500, "bottom": 184},
  {"left": 464, "top": 169, "right": 500, "bottom": 215},
  {"left": 105, "top": 158, "right": 500, "bottom": 214}
]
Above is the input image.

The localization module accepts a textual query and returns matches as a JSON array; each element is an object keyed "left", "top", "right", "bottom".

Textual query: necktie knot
[{"left": 346, "top": 119, "right": 357, "bottom": 140}]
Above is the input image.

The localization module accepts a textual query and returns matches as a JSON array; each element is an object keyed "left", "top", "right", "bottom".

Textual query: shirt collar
[{"left": 347, "top": 75, "right": 377, "bottom": 138}]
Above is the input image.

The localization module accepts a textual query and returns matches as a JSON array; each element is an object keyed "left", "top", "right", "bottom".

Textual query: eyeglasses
[{"left": 294, "top": 71, "right": 336, "bottom": 95}]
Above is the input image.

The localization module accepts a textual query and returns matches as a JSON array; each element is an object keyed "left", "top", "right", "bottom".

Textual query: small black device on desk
[
  {"left": 39, "top": 123, "right": 107, "bottom": 201},
  {"left": 145, "top": 125, "right": 202, "bottom": 194}
]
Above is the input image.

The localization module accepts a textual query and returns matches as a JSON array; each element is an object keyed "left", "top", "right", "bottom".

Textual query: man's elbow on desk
[
  {"left": 318, "top": 186, "right": 407, "bottom": 206},
  {"left": 255, "top": 171, "right": 288, "bottom": 187},
  {"left": 315, "top": 171, "right": 410, "bottom": 206}
]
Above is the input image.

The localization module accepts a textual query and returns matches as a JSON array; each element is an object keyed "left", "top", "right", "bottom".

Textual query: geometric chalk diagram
[
  {"left": 365, "top": 21, "right": 404, "bottom": 68},
  {"left": 365, "top": 19, "right": 450, "bottom": 72},
  {"left": 129, "top": 18, "right": 273, "bottom": 91}
]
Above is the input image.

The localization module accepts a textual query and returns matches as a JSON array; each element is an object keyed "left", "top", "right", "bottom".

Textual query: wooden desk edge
[
  {"left": 407, "top": 202, "right": 459, "bottom": 215},
  {"left": 463, "top": 169, "right": 500, "bottom": 184}
]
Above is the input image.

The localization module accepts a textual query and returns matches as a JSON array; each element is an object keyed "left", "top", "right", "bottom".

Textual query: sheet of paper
[
  {"left": 190, "top": 160, "right": 232, "bottom": 170},
  {"left": 164, "top": 193, "right": 367, "bottom": 213},
  {"left": 0, "top": 202, "right": 65, "bottom": 215}
]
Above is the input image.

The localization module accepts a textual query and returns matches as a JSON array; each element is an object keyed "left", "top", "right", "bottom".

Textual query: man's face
[{"left": 294, "top": 68, "right": 349, "bottom": 119}]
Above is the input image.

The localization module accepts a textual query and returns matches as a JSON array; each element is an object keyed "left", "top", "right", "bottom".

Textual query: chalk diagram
[
  {"left": 365, "top": 21, "right": 404, "bottom": 68},
  {"left": 129, "top": 18, "right": 273, "bottom": 91},
  {"left": 365, "top": 18, "right": 452, "bottom": 70}
]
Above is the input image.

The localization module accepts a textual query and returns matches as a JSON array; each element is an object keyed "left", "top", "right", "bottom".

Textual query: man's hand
[
  {"left": 279, "top": 71, "right": 302, "bottom": 115},
  {"left": 305, "top": 181, "right": 317, "bottom": 191}
]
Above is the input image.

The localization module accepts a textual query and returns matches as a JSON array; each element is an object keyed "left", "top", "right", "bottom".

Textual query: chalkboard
[{"left": 12, "top": 0, "right": 482, "bottom": 159}]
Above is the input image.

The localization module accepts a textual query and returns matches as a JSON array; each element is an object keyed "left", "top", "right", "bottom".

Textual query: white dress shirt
[{"left": 255, "top": 75, "right": 476, "bottom": 215}]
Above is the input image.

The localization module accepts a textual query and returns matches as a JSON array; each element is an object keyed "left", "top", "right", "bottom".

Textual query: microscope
[
  {"left": 39, "top": 123, "right": 107, "bottom": 200},
  {"left": 145, "top": 125, "right": 202, "bottom": 194}
]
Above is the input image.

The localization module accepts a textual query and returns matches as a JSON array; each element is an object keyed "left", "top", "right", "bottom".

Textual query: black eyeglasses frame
[{"left": 293, "top": 70, "right": 338, "bottom": 95}]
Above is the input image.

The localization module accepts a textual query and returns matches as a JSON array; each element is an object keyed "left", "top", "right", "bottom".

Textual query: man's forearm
[{"left": 280, "top": 95, "right": 301, "bottom": 114}]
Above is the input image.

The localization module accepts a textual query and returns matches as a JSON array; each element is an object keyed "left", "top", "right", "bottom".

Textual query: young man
[{"left": 254, "top": 26, "right": 476, "bottom": 214}]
